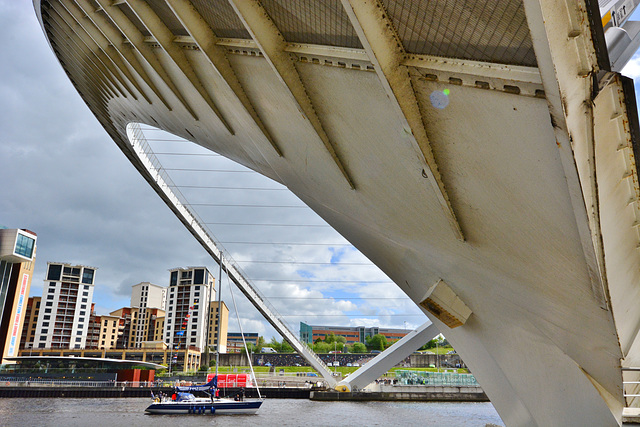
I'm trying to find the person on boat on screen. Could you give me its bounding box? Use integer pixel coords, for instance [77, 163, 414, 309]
[171, 392, 177, 401]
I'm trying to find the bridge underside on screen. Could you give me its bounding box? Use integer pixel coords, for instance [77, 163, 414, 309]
[35, 0, 640, 425]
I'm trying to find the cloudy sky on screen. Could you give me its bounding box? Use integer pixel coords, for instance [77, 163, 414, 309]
[4, 2, 640, 341]
[1, 1, 426, 340]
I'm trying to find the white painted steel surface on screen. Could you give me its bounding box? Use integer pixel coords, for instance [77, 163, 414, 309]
[335, 322, 439, 392]
[33, 1, 640, 425]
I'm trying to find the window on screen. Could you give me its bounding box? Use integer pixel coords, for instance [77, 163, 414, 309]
[46, 264, 62, 281]
[82, 269, 94, 284]
[194, 269, 204, 284]
[101, 341, 105, 345]
[41, 329, 48, 334]
[45, 302, 52, 306]
[75, 337, 82, 342]
[79, 317, 84, 322]
[112, 321, 116, 327]
[102, 334, 106, 339]
[42, 322, 49, 327]
[82, 291, 88, 296]
[80, 311, 85, 316]
[82, 298, 87, 303]
[77, 331, 82, 335]
[43, 315, 50, 319]
[44, 308, 51, 313]
[103, 328, 106, 333]
[47, 295, 54, 300]
[191, 331, 197, 336]
[14, 233, 35, 258]
[194, 292, 200, 297]
[81, 305, 86, 309]
[48, 288, 55, 293]
[38, 343, 45, 348]
[170, 271, 178, 286]
[192, 324, 197, 329]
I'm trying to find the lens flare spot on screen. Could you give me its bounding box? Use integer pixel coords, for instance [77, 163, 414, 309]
[430, 90, 450, 109]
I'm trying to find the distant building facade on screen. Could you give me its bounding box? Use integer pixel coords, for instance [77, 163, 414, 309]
[300, 322, 410, 345]
[226, 332, 258, 353]
[129, 282, 166, 348]
[0, 228, 37, 362]
[208, 301, 228, 352]
[19, 296, 41, 351]
[33, 262, 97, 349]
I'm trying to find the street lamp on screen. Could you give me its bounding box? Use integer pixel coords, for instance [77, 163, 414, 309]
[436, 338, 439, 372]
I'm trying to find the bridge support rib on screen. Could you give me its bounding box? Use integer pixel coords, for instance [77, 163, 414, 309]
[340, 0, 464, 241]
[93, 0, 203, 122]
[122, 0, 235, 135]
[336, 322, 439, 392]
[72, 0, 173, 110]
[227, 0, 356, 190]
[165, 0, 282, 157]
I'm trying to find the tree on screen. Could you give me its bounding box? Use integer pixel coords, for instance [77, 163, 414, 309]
[324, 332, 337, 344]
[351, 342, 367, 353]
[269, 336, 281, 352]
[313, 341, 331, 353]
[255, 335, 266, 352]
[279, 338, 294, 353]
[366, 334, 387, 351]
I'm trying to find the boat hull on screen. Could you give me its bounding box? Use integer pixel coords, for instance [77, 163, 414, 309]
[145, 399, 262, 415]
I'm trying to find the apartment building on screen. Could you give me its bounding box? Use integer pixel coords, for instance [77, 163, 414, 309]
[164, 267, 213, 352]
[208, 300, 228, 352]
[19, 296, 40, 350]
[129, 282, 166, 348]
[33, 262, 96, 349]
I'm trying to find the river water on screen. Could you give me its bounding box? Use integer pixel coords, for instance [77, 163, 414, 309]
[0, 398, 504, 426]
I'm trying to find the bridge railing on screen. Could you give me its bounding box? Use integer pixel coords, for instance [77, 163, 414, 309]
[127, 124, 336, 387]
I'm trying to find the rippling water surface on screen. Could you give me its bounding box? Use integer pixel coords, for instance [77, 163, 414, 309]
[0, 398, 503, 426]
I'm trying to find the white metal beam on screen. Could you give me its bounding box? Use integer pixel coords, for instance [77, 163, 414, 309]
[124, 0, 234, 135]
[340, 0, 463, 241]
[227, 0, 355, 190]
[522, 0, 623, 422]
[335, 322, 439, 392]
[44, 17, 119, 101]
[50, 2, 136, 101]
[93, 0, 201, 121]
[165, 0, 282, 157]
[60, 0, 152, 104]
[73, 0, 173, 110]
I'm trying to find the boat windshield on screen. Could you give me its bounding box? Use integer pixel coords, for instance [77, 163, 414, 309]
[177, 393, 196, 401]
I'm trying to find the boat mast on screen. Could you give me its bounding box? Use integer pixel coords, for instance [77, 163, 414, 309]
[215, 253, 222, 377]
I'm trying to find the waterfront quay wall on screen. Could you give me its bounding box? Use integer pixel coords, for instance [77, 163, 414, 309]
[311, 388, 488, 403]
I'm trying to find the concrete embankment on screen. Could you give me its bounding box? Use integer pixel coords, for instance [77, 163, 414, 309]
[311, 386, 488, 402]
